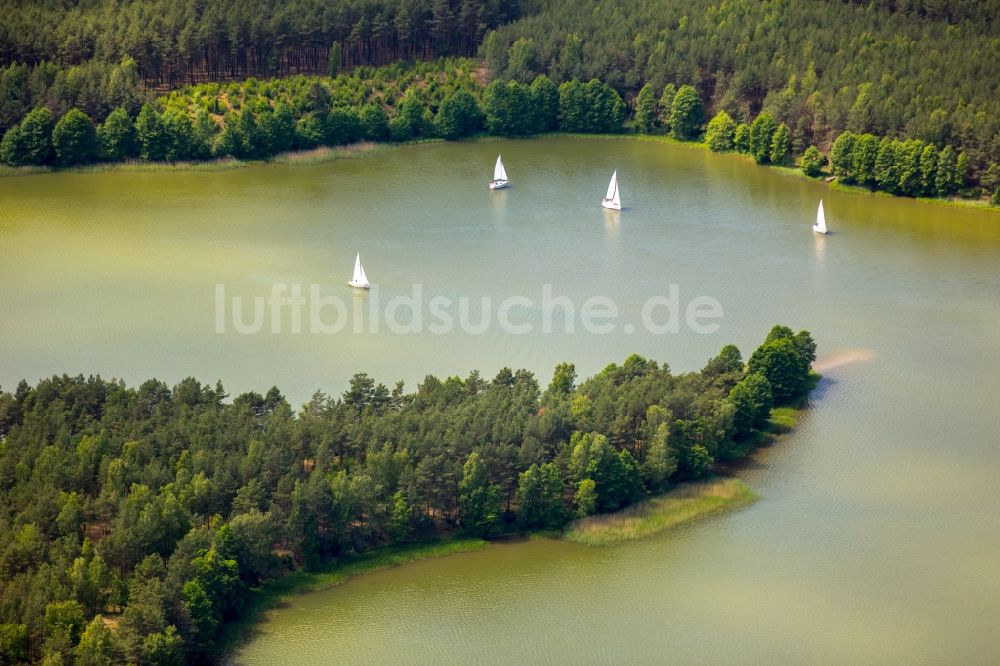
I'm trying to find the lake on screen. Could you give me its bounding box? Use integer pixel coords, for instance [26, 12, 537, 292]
[2, 137, 999, 664]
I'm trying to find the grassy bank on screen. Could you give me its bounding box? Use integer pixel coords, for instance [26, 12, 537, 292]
[0, 141, 389, 177]
[564, 477, 758, 546]
[218, 538, 487, 655]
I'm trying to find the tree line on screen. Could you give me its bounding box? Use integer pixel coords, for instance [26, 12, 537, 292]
[0, 60, 633, 167]
[0, 0, 518, 87]
[0, 325, 815, 664]
[3, 56, 994, 202]
[484, 0, 1000, 195]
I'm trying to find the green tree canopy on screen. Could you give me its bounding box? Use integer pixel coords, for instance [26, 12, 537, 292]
[705, 110, 736, 151]
[52, 108, 98, 166]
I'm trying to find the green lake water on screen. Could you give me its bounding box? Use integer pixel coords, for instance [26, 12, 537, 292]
[1, 137, 999, 664]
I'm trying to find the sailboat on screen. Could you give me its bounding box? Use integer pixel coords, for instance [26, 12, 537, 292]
[601, 170, 622, 210]
[813, 200, 828, 234]
[348, 253, 370, 289]
[489, 155, 509, 190]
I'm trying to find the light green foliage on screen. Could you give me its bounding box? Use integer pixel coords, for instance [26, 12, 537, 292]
[545, 362, 576, 400]
[557, 78, 624, 133]
[633, 83, 657, 133]
[569, 432, 642, 512]
[517, 463, 565, 529]
[325, 107, 362, 145]
[565, 479, 758, 546]
[656, 83, 676, 130]
[956, 152, 969, 191]
[669, 84, 702, 139]
[801, 145, 826, 177]
[459, 452, 503, 537]
[851, 133, 880, 187]
[359, 103, 389, 141]
[641, 423, 677, 493]
[748, 112, 777, 164]
[557, 34, 583, 81]
[896, 139, 924, 196]
[829, 131, 855, 177]
[919, 144, 939, 195]
[557, 78, 587, 132]
[484, 79, 534, 136]
[530, 75, 559, 132]
[705, 110, 736, 151]
[389, 490, 414, 543]
[728, 372, 773, 439]
[936, 145, 959, 196]
[52, 108, 98, 166]
[506, 37, 538, 83]
[162, 108, 195, 161]
[1, 107, 54, 165]
[435, 89, 483, 139]
[75, 616, 119, 666]
[683, 444, 713, 479]
[574, 478, 598, 518]
[874, 137, 899, 193]
[733, 122, 750, 153]
[396, 89, 427, 138]
[44, 600, 86, 646]
[257, 105, 295, 156]
[0, 623, 28, 663]
[135, 104, 169, 161]
[141, 626, 184, 666]
[769, 123, 790, 165]
[747, 326, 815, 404]
[483, 31, 507, 76]
[0, 330, 812, 660]
[583, 79, 625, 132]
[97, 107, 137, 161]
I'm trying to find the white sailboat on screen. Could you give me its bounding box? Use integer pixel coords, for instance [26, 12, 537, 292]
[348, 253, 370, 289]
[601, 170, 622, 210]
[489, 155, 509, 190]
[813, 200, 828, 234]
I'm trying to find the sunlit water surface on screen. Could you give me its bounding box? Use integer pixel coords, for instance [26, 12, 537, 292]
[2, 137, 999, 664]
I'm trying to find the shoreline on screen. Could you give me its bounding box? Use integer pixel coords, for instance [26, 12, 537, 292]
[218, 538, 489, 659]
[2, 132, 996, 214]
[563, 477, 759, 546]
[222, 392, 815, 657]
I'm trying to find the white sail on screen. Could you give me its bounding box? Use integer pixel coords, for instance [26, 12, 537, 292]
[350, 253, 370, 288]
[494, 155, 508, 182]
[602, 171, 621, 210]
[814, 200, 827, 234]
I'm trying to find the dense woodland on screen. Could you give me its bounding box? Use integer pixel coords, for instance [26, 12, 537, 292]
[0, 58, 989, 202]
[0, 326, 815, 664]
[2, 0, 1000, 199]
[0, 0, 517, 85]
[485, 0, 1000, 189]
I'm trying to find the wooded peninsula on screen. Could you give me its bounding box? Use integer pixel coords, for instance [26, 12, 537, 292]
[1, 0, 998, 204]
[0, 325, 816, 664]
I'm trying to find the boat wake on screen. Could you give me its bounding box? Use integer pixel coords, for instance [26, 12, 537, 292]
[812, 348, 875, 372]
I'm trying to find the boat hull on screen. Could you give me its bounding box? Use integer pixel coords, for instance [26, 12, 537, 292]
[489, 180, 510, 190]
[812, 225, 827, 234]
[348, 281, 371, 289]
[601, 199, 621, 211]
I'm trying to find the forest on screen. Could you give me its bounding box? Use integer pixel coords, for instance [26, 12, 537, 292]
[2, 0, 999, 200]
[0, 0, 518, 85]
[0, 326, 815, 664]
[485, 0, 1000, 191]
